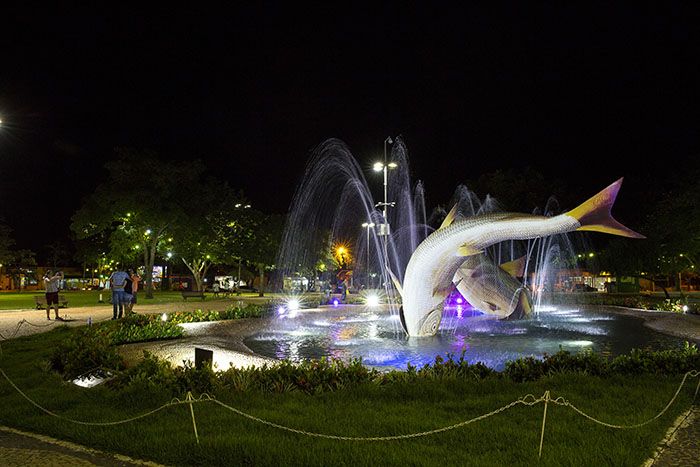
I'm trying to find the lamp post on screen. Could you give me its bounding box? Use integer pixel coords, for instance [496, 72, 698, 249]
[373, 136, 395, 287]
[362, 222, 375, 288]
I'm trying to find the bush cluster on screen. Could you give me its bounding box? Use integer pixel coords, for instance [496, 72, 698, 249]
[549, 293, 694, 313]
[50, 304, 267, 380]
[503, 342, 699, 382]
[165, 303, 265, 324]
[49, 329, 125, 380]
[105, 343, 698, 396]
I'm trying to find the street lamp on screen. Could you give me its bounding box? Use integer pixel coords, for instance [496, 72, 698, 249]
[362, 222, 375, 287]
[373, 136, 395, 287]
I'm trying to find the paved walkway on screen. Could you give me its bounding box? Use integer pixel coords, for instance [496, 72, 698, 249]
[0, 301, 698, 465]
[0, 426, 162, 466]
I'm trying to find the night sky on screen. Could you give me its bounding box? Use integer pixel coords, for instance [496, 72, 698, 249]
[1, 5, 698, 259]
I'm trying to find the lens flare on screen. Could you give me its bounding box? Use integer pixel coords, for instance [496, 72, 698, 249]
[365, 294, 380, 307]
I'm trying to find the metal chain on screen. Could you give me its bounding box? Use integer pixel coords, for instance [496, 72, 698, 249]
[1, 366, 698, 440]
[0, 368, 187, 426]
[549, 370, 700, 429]
[209, 394, 547, 441]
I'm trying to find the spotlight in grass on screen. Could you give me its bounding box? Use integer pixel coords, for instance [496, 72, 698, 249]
[682, 305, 689, 312]
[277, 306, 286, 315]
[287, 299, 300, 311]
[332, 299, 339, 307]
[161, 313, 168, 322]
[365, 294, 380, 307]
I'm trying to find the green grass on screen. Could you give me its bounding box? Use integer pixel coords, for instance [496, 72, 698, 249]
[0, 327, 697, 466]
[0, 290, 253, 310]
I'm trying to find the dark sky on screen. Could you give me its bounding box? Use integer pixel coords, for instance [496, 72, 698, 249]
[1, 5, 698, 259]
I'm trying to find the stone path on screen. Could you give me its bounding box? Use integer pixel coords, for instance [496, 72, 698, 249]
[0, 426, 162, 466]
[649, 406, 700, 466]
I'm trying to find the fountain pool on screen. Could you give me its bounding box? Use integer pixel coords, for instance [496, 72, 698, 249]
[241, 305, 685, 371]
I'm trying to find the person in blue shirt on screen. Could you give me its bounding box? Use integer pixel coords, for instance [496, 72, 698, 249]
[108, 268, 130, 319]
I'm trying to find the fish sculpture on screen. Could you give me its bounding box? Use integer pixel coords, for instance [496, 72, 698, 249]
[454, 254, 532, 320]
[394, 178, 644, 336]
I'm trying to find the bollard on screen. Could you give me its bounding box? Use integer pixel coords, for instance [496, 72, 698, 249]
[195, 348, 213, 369]
[98, 293, 103, 303]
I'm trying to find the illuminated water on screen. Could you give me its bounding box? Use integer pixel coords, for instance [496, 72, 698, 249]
[243, 305, 685, 371]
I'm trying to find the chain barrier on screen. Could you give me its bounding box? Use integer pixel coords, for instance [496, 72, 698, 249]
[547, 370, 699, 429]
[0, 367, 698, 459]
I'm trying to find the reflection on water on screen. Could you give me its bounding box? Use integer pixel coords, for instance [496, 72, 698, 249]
[242, 305, 684, 370]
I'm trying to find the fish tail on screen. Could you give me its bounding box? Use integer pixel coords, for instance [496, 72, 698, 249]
[566, 178, 645, 238]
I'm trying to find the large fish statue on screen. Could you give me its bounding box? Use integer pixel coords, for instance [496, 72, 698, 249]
[455, 254, 532, 320]
[395, 178, 644, 336]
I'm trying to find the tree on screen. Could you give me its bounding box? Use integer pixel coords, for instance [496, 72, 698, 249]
[170, 181, 250, 292]
[71, 149, 206, 298]
[6, 249, 37, 290]
[0, 222, 15, 268]
[45, 241, 71, 268]
[0, 221, 36, 290]
[243, 212, 285, 297]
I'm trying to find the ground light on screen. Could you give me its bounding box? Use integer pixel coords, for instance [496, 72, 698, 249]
[365, 294, 380, 307]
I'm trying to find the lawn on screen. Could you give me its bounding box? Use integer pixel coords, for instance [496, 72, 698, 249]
[0, 290, 246, 310]
[0, 326, 697, 466]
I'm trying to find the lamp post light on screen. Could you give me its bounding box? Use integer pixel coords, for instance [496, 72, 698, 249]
[362, 222, 375, 288]
[373, 136, 395, 287]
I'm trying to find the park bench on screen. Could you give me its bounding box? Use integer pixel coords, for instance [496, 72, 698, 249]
[34, 295, 69, 309]
[181, 290, 206, 301]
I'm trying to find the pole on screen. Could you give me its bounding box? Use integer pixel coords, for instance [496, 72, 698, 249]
[366, 226, 370, 288]
[382, 138, 390, 289]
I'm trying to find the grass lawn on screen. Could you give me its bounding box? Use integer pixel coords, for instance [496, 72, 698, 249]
[0, 326, 697, 466]
[0, 290, 266, 311]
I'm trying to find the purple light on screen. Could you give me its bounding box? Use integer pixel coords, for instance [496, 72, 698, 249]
[277, 306, 286, 315]
[333, 299, 339, 306]
[456, 297, 463, 304]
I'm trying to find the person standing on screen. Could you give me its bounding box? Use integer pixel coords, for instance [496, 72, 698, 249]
[108, 268, 130, 319]
[43, 270, 64, 320]
[213, 281, 220, 298]
[125, 268, 141, 315]
[341, 277, 348, 302]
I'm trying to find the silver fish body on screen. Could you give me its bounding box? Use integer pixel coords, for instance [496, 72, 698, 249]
[454, 254, 532, 319]
[401, 213, 578, 336]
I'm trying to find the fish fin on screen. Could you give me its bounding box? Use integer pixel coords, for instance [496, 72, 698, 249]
[566, 178, 645, 238]
[398, 306, 408, 335]
[506, 289, 532, 320]
[386, 268, 404, 299]
[457, 244, 483, 257]
[432, 277, 462, 298]
[500, 256, 527, 278]
[439, 204, 460, 229]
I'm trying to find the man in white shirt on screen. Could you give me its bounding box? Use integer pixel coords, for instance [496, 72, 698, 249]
[43, 270, 64, 320]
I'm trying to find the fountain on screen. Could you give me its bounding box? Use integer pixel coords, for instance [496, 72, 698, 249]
[241, 138, 685, 369]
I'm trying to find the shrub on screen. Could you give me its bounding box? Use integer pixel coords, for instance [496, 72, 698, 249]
[50, 329, 124, 380]
[503, 343, 698, 382]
